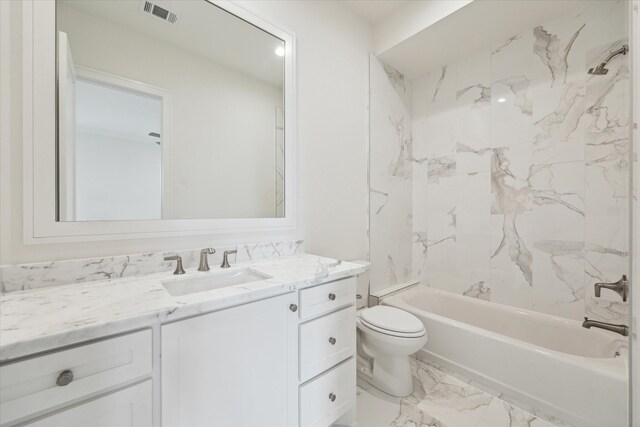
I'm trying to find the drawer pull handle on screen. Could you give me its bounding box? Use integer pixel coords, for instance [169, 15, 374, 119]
[329, 337, 337, 345]
[56, 369, 74, 387]
[329, 393, 336, 402]
[328, 293, 336, 301]
[289, 304, 298, 312]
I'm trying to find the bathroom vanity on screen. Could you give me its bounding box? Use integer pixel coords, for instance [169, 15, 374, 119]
[0, 255, 365, 427]
[0, 0, 366, 424]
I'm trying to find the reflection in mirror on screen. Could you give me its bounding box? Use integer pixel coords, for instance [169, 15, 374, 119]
[56, 0, 285, 221]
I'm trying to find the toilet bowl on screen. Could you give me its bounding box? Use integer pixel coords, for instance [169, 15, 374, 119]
[356, 305, 427, 397]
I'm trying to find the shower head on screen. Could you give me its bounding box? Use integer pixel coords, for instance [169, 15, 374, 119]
[588, 64, 609, 75]
[588, 44, 628, 75]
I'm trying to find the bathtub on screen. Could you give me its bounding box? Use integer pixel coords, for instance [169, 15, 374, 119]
[383, 285, 628, 427]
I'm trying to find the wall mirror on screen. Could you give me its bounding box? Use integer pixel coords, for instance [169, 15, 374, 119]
[24, 0, 294, 241]
[57, 0, 286, 221]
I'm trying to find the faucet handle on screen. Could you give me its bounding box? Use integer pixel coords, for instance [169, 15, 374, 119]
[594, 275, 628, 301]
[221, 250, 238, 268]
[164, 255, 186, 275]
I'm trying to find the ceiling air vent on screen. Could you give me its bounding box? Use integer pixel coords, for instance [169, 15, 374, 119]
[140, 1, 178, 24]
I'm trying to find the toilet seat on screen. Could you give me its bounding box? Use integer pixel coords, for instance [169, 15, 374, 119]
[360, 306, 426, 338]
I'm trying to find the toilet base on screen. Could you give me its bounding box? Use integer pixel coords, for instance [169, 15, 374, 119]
[371, 354, 413, 397]
[356, 353, 414, 397]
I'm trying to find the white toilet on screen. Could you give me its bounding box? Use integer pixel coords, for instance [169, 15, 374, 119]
[356, 305, 427, 397]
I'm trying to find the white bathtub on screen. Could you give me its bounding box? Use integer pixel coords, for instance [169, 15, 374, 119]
[383, 285, 628, 427]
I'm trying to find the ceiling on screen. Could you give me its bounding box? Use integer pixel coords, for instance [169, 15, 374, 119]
[59, 0, 284, 88]
[343, 0, 409, 25]
[378, 0, 595, 78]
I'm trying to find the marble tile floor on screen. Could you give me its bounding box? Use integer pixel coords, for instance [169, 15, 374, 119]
[356, 358, 558, 427]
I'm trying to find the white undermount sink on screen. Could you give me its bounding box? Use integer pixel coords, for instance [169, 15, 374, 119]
[162, 268, 272, 297]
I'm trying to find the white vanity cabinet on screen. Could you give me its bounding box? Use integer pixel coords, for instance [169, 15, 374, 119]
[161, 292, 299, 427]
[297, 277, 357, 427]
[160, 276, 358, 427]
[19, 381, 152, 427]
[0, 274, 358, 427]
[0, 330, 153, 427]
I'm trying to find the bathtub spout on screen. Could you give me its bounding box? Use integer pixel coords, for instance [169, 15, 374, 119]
[582, 317, 629, 337]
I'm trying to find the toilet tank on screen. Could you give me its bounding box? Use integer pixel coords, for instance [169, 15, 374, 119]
[349, 260, 370, 309]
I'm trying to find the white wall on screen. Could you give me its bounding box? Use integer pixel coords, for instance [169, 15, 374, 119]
[238, 1, 371, 261]
[373, 0, 471, 55]
[58, 4, 281, 219]
[0, 0, 371, 264]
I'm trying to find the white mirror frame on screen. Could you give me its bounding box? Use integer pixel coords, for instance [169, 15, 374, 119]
[23, 0, 296, 244]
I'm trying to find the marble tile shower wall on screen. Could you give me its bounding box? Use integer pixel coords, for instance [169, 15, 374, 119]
[369, 56, 414, 294]
[0, 240, 304, 292]
[369, 1, 630, 322]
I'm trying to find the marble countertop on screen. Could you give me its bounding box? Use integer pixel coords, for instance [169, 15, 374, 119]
[0, 254, 366, 362]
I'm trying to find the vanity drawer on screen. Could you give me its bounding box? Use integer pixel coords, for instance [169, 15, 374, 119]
[299, 306, 355, 382]
[299, 277, 356, 320]
[22, 380, 152, 427]
[0, 329, 152, 425]
[299, 358, 355, 427]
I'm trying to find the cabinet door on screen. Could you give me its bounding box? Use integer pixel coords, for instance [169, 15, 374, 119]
[24, 381, 151, 427]
[162, 293, 297, 427]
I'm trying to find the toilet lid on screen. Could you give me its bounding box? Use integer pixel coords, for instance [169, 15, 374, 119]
[361, 306, 425, 334]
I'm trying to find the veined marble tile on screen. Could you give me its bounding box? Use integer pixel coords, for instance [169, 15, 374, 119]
[0, 240, 306, 293]
[412, 207, 456, 284]
[489, 214, 534, 308]
[456, 84, 491, 110]
[491, 72, 534, 150]
[413, 360, 493, 427]
[370, 55, 414, 294]
[581, 0, 629, 48]
[412, 354, 575, 427]
[531, 20, 587, 88]
[531, 240, 585, 320]
[529, 162, 585, 243]
[491, 32, 540, 85]
[455, 78, 492, 154]
[491, 146, 534, 215]
[356, 384, 405, 427]
[235, 240, 304, 263]
[427, 156, 456, 184]
[455, 233, 492, 282]
[491, 94, 534, 149]
[476, 399, 554, 427]
[429, 65, 457, 105]
[584, 214, 628, 322]
[412, 112, 456, 160]
[531, 82, 587, 164]
[370, 2, 629, 322]
[584, 39, 630, 217]
[462, 281, 491, 301]
[425, 175, 461, 216]
[456, 49, 491, 94]
[419, 238, 458, 285]
[457, 172, 491, 235]
[455, 143, 491, 175]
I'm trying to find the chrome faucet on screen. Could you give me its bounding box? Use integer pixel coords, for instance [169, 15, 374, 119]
[164, 255, 185, 275]
[594, 275, 628, 302]
[198, 248, 216, 272]
[582, 317, 629, 337]
[220, 250, 237, 268]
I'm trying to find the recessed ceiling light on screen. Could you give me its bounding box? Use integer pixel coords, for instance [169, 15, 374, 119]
[497, 97, 507, 103]
[275, 46, 285, 57]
